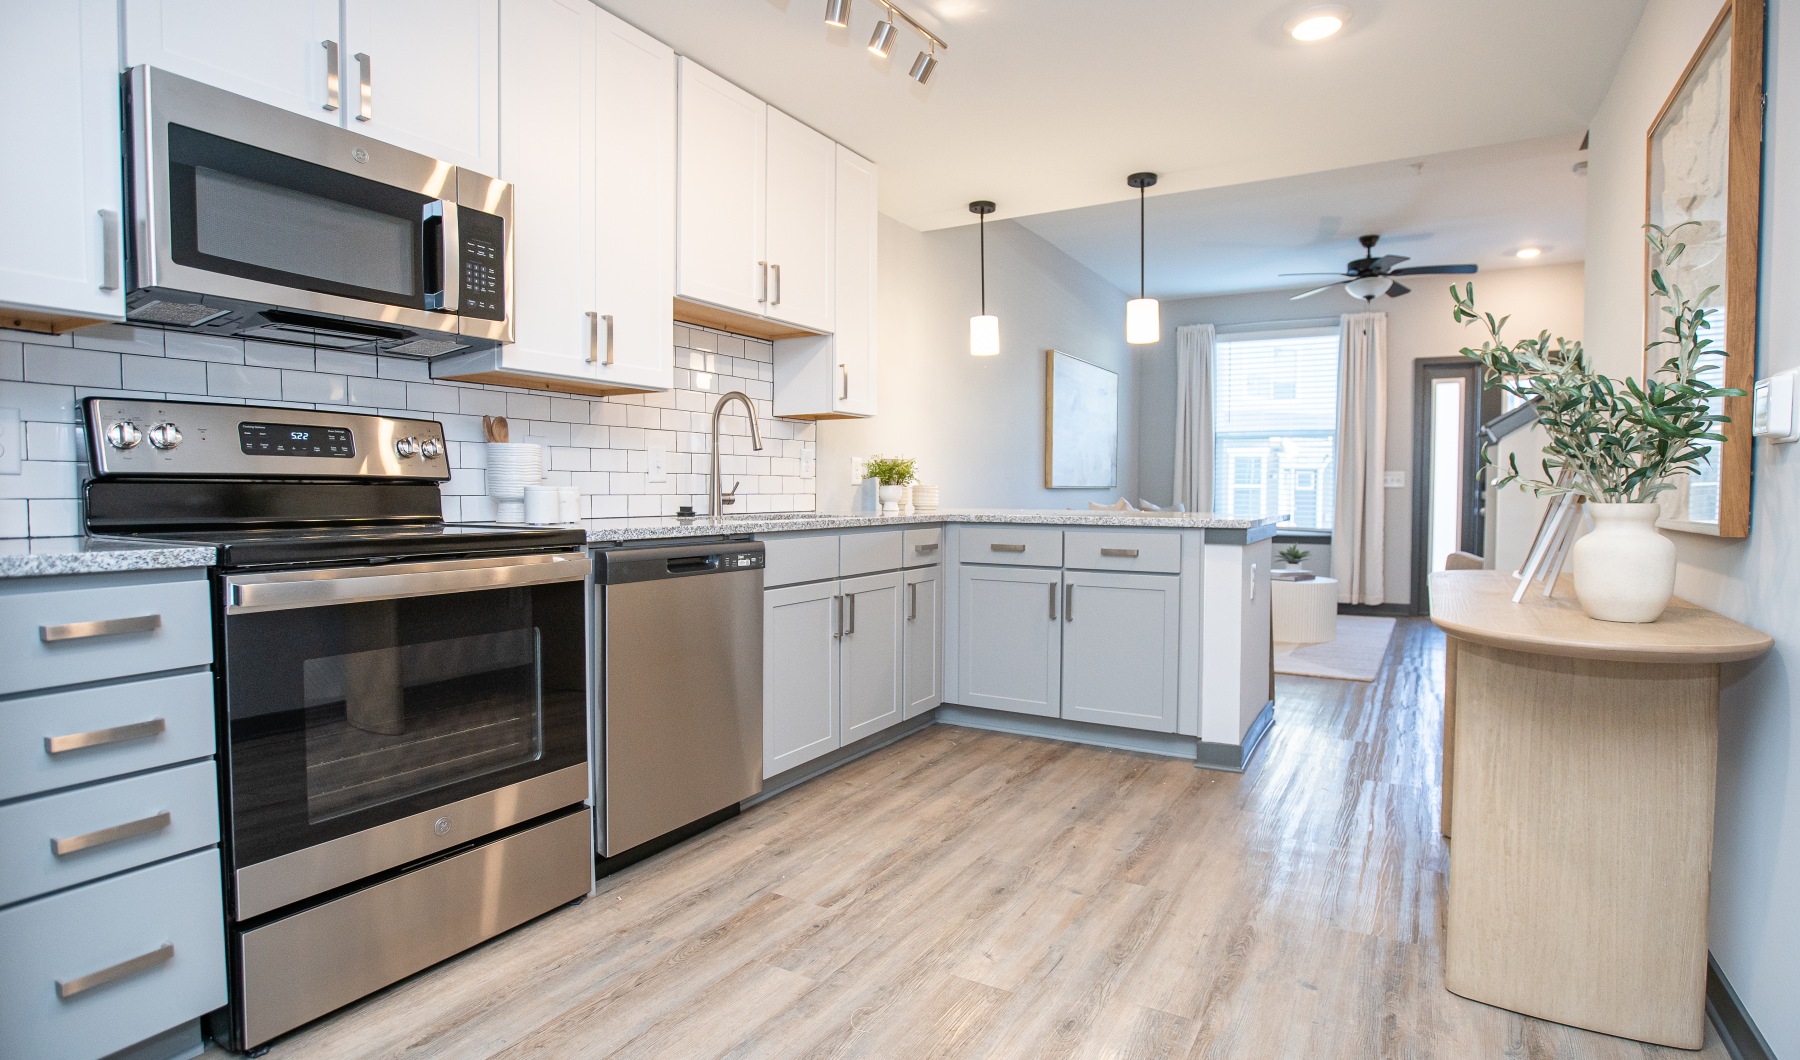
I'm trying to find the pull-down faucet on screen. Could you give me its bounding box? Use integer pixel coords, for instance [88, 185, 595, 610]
[709, 391, 764, 515]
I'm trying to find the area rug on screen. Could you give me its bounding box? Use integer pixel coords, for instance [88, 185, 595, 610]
[1273, 615, 1397, 682]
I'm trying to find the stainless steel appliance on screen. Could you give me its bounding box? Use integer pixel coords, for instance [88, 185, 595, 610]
[594, 541, 763, 866]
[122, 66, 511, 357]
[84, 398, 589, 1053]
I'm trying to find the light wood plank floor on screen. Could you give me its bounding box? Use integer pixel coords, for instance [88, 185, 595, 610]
[231, 619, 1728, 1058]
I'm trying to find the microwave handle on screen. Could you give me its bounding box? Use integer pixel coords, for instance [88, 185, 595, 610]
[425, 200, 459, 313]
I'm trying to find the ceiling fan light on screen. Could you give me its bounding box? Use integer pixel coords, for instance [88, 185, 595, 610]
[1344, 276, 1393, 301]
[868, 18, 896, 56]
[1126, 298, 1161, 345]
[1286, 4, 1352, 42]
[824, 0, 851, 28]
[908, 49, 938, 83]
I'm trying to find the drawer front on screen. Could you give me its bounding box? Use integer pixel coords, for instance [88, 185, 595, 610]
[0, 761, 220, 908]
[1063, 530, 1183, 574]
[0, 672, 216, 803]
[760, 533, 840, 588]
[960, 526, 1063, 567]
[0, 572, 212, 697]
[839, 530, 903, 577]
[902, 527, 942, 567]
[0, 849, 227, 1060]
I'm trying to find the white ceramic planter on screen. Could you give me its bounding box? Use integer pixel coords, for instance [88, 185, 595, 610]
[1570, 502, 1676, 623]
[878, 484, 903, 515]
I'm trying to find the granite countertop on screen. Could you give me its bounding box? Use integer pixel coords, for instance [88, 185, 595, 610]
[0, 536, 217, 579]
[582, 508, 1276, 544]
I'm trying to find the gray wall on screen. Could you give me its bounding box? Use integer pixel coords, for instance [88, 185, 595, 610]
[1134, 263, 1585, 607]
[1585, 1, 1800, 1053]
[816, 216, 1138, 511]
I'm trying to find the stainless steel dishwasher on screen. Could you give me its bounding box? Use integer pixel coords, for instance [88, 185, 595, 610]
[594, 540, 764, 866]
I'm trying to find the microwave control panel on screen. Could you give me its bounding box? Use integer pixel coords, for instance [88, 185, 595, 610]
[457, 206, 507, 321]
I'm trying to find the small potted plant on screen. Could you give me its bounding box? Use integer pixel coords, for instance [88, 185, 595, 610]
[862, 455, 918, 516]
[1449, 222, 1743, 623]
[1278, 544, 1311, 570]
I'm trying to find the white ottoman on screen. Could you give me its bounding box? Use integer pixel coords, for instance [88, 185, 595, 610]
[1272, 576, 1339, 644]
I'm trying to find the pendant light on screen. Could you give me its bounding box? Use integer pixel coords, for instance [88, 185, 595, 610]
[1125, 173, 1160, 345]
[969, 200, 999, 357]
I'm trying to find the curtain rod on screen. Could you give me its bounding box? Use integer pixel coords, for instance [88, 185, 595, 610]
[1213, 316, 1340, 334]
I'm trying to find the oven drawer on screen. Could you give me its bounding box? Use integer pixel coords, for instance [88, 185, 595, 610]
[902, 527, 942, 567]
[0, 672, 216, 803]
[0, 848, 227, 1060]
[0, 571, 212, 697]
[0, 761, 221, 908]
[960, 526, 1063, 567]
[1063, 530, 1182, 574]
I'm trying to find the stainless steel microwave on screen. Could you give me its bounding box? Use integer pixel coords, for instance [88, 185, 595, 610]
[124, 66, 511, 357]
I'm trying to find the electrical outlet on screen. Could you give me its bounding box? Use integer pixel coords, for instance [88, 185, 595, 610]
[0, 408, 20, 476]
[1383, 471, 1405, 489]
[646, 435, 668, 484]
[850, 455, 866, 485]
[801, 448, 815, 477]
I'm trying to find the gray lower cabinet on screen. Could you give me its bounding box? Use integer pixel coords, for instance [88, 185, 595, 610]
[762, 580, 842, 777]
[902, 565, 942, 718]
[957, 564, 1063, 718]
[1060, 571, 1180, 731]
[839, 571, 903, 744]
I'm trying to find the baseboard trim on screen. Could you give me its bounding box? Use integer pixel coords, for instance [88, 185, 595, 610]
[1708, 954, 1776, 1060]
[1195, 699, 1276, 773]
[748, 711, 940, 806]
[935, 704, 1198, 760]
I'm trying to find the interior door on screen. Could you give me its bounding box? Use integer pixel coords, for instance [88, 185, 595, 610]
[1412, 359, 1497, 607]
[676, 59, 767, 316]
[342, 0, 499, 172]
[1060, 571, 1180, 732]
[123, 0, 342, 121]
[903, 565, 942, 717]
[763, 109, 835, 332]
[831, 146, 879, 415]
[840, 571, 903, 743]
[762, 580, 840, 778]
[957, 565, 1062, 718]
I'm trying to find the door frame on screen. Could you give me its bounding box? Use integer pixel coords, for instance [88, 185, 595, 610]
[1409, 359, 1499, 613]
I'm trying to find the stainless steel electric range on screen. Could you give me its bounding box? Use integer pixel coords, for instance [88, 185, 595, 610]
[82, 397, 593, 1053]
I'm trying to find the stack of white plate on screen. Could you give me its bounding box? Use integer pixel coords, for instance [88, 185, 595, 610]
[911, 484, 939, 512]
[486, 442, 543, 523]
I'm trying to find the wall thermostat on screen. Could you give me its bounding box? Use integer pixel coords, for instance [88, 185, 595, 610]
[1753, 369, 1799, 443]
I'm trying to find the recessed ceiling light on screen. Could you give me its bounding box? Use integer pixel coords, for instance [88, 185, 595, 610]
[1516, 247, 1544, 259]
[1286, 5, 1352, 42]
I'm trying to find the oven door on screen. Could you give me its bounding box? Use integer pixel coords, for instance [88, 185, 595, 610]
[220, 552, 591, 920]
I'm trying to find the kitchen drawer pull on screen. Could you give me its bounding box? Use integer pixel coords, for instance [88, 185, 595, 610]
[1048, 581, 1058, 620]
[98, 209, 123, 292]
[40, 614, 162, 643]
[52, 811, 172, 857]
[771, 263, 782, 306]
[1100, 547, 1140, 558]
[840, 364, 850, 401]
[354, 51, 372, 121]
[603, 313, 615, 366]
[56, 943, 174, 1000]
[913, 543, 939, 554]
[908, 581, 917, 620]
[321, 40, 340, 111]
[758, 261, 769, 304]
[990, 543, 1027, 553]
[46, 718, 167, 756]
[832, 595, 843, 638]
[1065, 583, 1075, 621]
[845, 592, 856, 635]
[586, 311, 599, 363]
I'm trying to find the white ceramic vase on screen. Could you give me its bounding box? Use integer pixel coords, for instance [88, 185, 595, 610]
[878, 484, 903, 515]
[1570, 502, 1676, 623]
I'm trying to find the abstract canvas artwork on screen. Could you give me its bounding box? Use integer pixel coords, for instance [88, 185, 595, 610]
[1045, 349, 1119, 489]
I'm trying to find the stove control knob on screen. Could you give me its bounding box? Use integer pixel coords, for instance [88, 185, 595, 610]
[419, 437, 443, 460]
[105, 421, 143, 450]
[147, 422, 183, 450]
[394, 436, 420, 459]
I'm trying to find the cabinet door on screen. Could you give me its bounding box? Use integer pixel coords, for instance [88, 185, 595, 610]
[763, 581, 841, 778]
[831, 146, 879, 415]
[957, 565, 1062, 718]
[762, 109, 835, 332]
[123, 0, 341, 121]
[1061, 571, 1180, 732]
[0, 0, 125, 322]
[903, 566, 943, 718]
[494, 0, 597, 381]
[592, 9, 676, 391]
[676, 59, 767, 316]
[840, 571, 903, 744]
[343, 0, 500, 172]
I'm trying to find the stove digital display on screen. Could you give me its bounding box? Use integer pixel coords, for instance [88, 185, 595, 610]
[239, 422, 356, 458]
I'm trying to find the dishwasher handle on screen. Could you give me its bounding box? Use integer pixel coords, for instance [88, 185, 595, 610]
[596, 540, 765, 585]
[667, 555, 719, 575]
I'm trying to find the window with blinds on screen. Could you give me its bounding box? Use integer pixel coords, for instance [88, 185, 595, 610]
[1211, 328, 1340, 531]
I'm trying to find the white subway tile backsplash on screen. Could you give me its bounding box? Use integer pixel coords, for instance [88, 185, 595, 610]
[24, 421, 80, 462]
[405, 382, 460, 414]
[346, 375, 408, 409]
[506, 392, 552, 420]
[282, 371, 349, 404]
[0, 380, 78, 421]
[27, 498, 81, 537]
[0, 499, 27, 537]
[459, 388, 508, 417]
[550, 397, 589, 423]
[377, 356, 431, 382]
[163, 333, 244, 363]
[0, 341, 23, 381]
[24, 345, 121, 388]
[122, 353, 207, 394]
[314, 349, 378, 377]
[244, 341, 315, 371]
[207, 362, 283, 399]
[70, 324, 164, 357]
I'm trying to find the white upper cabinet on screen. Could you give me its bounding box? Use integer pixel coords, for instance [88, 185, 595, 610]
[0, 0, 125, 325]
[676, 59, 767, 316]
[341, 0, 500, 173]
[763, 110, 835, 333]
[123, 0, 342, 121]
[771, 146, 878, 419]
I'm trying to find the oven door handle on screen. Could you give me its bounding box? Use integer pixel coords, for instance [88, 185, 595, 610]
[225, 552, 591, 614]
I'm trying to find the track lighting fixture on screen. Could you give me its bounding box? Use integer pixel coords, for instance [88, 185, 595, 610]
[868, 17, 896, 56]
[823, 0, 947, 83]
[824, 0, 851, 29]
[1125, 173, 1161, 345]
[909, 48, 938, 83]
[969, 201, 999, 357]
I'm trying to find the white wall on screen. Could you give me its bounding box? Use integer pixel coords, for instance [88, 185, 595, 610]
[816, 217, 1138, 511]
[1135, 263, 1585, 607]
[1586, 1, 1800, 1054]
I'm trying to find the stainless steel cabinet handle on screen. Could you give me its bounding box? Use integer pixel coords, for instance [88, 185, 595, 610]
[98, 209, 122, 292]
[602, 313, 615, 366]
[1100, 547, 1140, 558]
[831, 594, 843, 638]
[40, 614, 161, 643]
[354, 51, 372, 121]
[758, 261, 769, 304]
[586, 311, 599, 363]
[908, 581, 917, 620]
[228, 553, 591, 614]
[56, 943, 174, 1000]
[771, 263, 782, 306]
[322, 40, 340, 111]
[914, 542, 939, 554]
[1065, 583, 1075, 621]
[52, 811, 172, 857]
[845, 592, 856, 635]
[990, 543, 1026, 553]
[1048, 581, 1058, 620]
[1250, 562, 1257, 602]
[840, 364, 849, 401]
[46, 718, 166, 756]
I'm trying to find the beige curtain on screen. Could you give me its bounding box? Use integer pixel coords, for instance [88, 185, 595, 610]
[1335, 312, 1387, 605]
[1172, 323, 1215, 511]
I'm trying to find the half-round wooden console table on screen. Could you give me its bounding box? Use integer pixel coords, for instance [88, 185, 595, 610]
[1429, 570, 1772, 1050]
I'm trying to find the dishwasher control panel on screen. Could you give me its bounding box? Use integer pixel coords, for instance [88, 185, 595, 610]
[719, 551, 765, 570]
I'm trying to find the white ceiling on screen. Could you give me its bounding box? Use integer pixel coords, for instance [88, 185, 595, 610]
[597, 0, 1646, 231]
[1015, 133, 1590, 300]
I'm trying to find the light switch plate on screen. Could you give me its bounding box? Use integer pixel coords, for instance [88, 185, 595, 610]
[0, 408, 20, 475]
[850, 455, 866, 485]
[1753, 369, 1799, 442]
[1383, 471, 1405, 488]
[646, 435, 668, 483]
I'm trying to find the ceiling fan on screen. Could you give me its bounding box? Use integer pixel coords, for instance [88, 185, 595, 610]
[1282, 234, 1477, 301]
